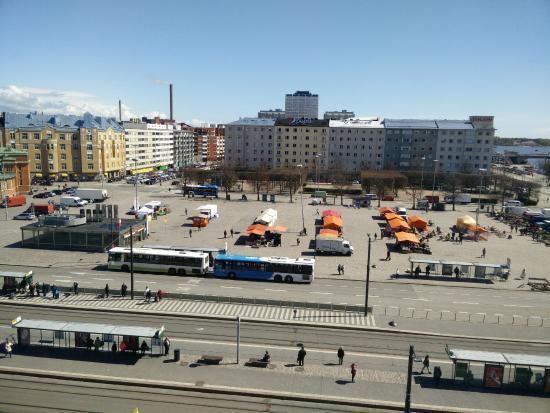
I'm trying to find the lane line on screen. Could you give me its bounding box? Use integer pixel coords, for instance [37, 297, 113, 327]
[452, 301, 479, 305]
[136, 281, 157, 284]
[70, 272, 87, 275]
[92, 278, 114, 281]
[403, 298, 431, 302]
[309, 292, 333, 295]
[264, 289, 288, 292]
[220, 286, 243, 289]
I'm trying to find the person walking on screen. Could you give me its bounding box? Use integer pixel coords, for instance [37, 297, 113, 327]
[163, 336, 171, 356]
[337, 347, 345, 365]
[337, 264, 342, 275]
[296, 237, 300, 246]
[297, 345, 306, 366]
[104, 284, 110, 298]
[5, 339, 13, 358]
[341, 265, 345, 275]
[481, 247, 486, 258]
[374, 233, 377, 241]
[224, 230, 227, 238]
[425, 265, 431, 277]
[189, 229, 192, 238]
[230, 228, 234, 238]
[185, 208, 188, 215]
[121, 283, 127, 297]
[421, 355, 431, 374]
[29, 283, 35, 297]
[386, 250, 391, 261]
[34, 282, 40, 297]
[144, 286, 151, 303]
[351, 363, 358, 382]
[73, 281, 79, 295]
[157, 289, 164, 301]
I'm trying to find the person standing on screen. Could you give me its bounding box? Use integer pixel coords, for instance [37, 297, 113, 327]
[337, 347, 345, 365]
[73, 281, 79, 295]
[121, 283, 127, 297]
[5, 339, 13, 358]
[29, 283, 35, 297]
[104, 284, 110, 298]
[425, 265, 431, 277]
[163, 336, 171, 356]
[481, 247, 486, 258]
[421, 355, 430, 374]
[351, 363, 358, 382]
[386, 250, 391, 261]
[157, 289, 164, 301]
[341, 265, 345, 275]
[111, 342, 117, 354]
[337, 264, 342, 275]
[230, 228, 234, 238]
[414, 265, 421, 277]
[185, 208, 188, 215]
[189, 229, 192, 238]
[224, 230, 227, 238]
[297, 345, 306, 366]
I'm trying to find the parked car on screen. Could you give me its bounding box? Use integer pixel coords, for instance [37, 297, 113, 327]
[33, 192, 52, 199]
[382, 195, 394, 201]
[14, 212, 36, 220]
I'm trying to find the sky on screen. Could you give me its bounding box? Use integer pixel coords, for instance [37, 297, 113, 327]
[0, 0, 549, 138]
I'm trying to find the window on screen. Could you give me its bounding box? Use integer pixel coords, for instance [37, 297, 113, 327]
[35, 163, 41, 170]
[61, 163, 67, 170]
[48, 154, 53, 161]
[48, 163, 54, 169]
[22, 133, 28, 140]
[86, 144, 93, 151]
[60, 134, 66, 140]
[35, 144, 40, 150]
[35, 153, 40, 160]
[88, 163, 94, 169]
[61, 153, 66, 160]
[34, 133, 40, 140]
[87, 154, 93, 160]
[22, 143, 28, 150]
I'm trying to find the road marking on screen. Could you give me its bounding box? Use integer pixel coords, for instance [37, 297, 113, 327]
[452, 301, 479, 305]
[220, 286, 243, 289]
[264, 288, 288, 292]
[136, 280, 157, 284]
[54, 275, 73, 279]
[70, 272, 87, 275]
[54, 279, 73, 283]
[309, 292, 333, 295]
[503, 304, 534, 308]
[493, 295, 502, 298]
[403, 298, 431, 302]
[339, 302, 348, 305]
[92, 278, 114, 281]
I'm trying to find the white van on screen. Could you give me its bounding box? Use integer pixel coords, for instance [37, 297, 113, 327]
[504, 200, 523, 207]
[60, 196, 88, 207]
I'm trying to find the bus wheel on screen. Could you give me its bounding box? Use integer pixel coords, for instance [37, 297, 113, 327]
[168, 268, 176, 275]
[274, 274, 283, 282]
[178, 269, 186, 276]
[121, 265, 129, 272]
[228, 272, 236, 280]
[284, 276, 293, 283]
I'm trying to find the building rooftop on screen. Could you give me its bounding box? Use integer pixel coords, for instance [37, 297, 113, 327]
[286, 91, 318, 97]
[3, 112, 123, 132]
[436, 120, 474, 130]
[275, 118, 329, 127]
[385, 119, 439, 129]
[329, 117, 384, 128]
[226, 118, 276, 126]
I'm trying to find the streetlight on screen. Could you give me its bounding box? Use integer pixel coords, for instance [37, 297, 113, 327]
[131, 158, 139, 211]
[315, 153, 322, 193]
[431, 159, 439, 209]
[476, 168, 487, 241]
[0, 159, 8, 221]
[419, 156, 426, 201]
[364, 234, 372, 317]
[129, 224, 135, 300]
[297, 164, 305, 234]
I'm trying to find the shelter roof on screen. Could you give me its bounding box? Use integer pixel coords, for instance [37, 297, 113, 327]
[323, 215, 343, 229]
[378, 207, 395, 214]
[503, 353, 550, 368]
[388, 219, 411, 230]
[322, 209, 341, 218]
[395, 232, 420, 244]
[448, 349, 507, 364]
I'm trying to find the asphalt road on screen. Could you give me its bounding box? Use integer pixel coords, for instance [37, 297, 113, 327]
[1, 303, 548, 359]
[2, 263, 548, 319]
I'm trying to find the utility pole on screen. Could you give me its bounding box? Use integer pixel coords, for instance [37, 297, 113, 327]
[364, 234, 372, 316]
[236, 316, 241, 364]
[130, 225, 134, 300]
[405, 345, 414, 413]
[0, 160, 8, 221]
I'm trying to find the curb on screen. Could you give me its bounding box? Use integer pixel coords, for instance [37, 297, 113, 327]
[2, 298, 549, 345]
[0, 366, 513, 413]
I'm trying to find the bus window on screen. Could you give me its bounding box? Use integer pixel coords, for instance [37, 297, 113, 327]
[109, 253, 122, 262]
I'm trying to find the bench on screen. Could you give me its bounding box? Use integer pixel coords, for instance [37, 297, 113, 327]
[199, 355, 223, 365]
[246, 358, 269, 368]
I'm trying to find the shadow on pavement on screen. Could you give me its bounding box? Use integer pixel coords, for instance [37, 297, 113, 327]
[16, 345, 140, 365]
[335, 379, 352, 385]
[392, 274, 494, 284]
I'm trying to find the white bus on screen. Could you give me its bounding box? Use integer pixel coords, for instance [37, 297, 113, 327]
[107, 247, 209, 276]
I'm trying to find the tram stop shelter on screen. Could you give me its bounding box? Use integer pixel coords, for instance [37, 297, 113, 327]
[408, 258, 509, 280]
[12, 317, 164, 356]
[446, 346, 550, 392]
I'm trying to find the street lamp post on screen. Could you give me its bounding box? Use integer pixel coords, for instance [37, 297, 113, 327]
[315, 153, 321, 193]
[419, 156, 426, 201]
[0, 160, 8, 221]
[431, 159, 439, 209]
[476, 168, 487, 241]
[364, 234, 372, 316]
[297, 164, 305, 234]
[131, 158, 139, 211]
[129, 224, 135, 300]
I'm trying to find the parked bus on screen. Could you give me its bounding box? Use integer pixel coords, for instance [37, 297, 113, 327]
[107, 247, 209, 276]
[182, 184, 219, 198]
[213, 254, 315, 283]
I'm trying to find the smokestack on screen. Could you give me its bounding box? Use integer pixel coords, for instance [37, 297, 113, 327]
[169, 83, 174, 121]
[118, 100, 122, 122]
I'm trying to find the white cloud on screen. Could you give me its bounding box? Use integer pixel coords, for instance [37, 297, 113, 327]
[185, 118, 209, 127]
[144, 111, 168, 119]
[0, 84, 137, 120]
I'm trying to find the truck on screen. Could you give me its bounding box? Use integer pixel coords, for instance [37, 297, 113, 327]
[74, 188, 109, 202]
[60, 196, 88, 207]
[444, 194, 472, 204]
[316, 237, 354, 256]
[29, 204, 54, 216]
[0, 195, 27, 207]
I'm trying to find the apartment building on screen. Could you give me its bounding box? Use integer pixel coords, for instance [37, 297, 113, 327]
[258, 109, 286, 119]
[285, 91, 319, 119]
[193, 125, 225, 164]
[123, 119, 174, 174]
[324, 110, 355, 120]
[329, 117, 385, 172]
[0, 111, 125, 180]
[274, 118, 329, 170]
[173, 123, 195, 169]
[224, 118, 275, 168]
[0, 147, 30, 195]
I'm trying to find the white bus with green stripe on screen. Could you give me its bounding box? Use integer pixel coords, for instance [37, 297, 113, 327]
[108, 247, 209, 276]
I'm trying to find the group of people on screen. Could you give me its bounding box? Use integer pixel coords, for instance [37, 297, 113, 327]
[337, 264, 345, 275]
[27, 282, 61, 299]
[223, 229, 234, 238]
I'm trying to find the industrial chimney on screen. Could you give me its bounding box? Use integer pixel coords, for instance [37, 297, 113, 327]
[118, 100, 122, 122]
[169, 83, 174, 121]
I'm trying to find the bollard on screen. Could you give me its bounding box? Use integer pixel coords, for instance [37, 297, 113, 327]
[174, 348, 181, 362]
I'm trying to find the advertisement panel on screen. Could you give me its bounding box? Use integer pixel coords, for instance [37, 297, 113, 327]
[483, 364, 504, 388]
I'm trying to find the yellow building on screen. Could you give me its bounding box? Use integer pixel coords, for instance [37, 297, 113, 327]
[1, 112, 125, 181]
[274, 119, 329, 170]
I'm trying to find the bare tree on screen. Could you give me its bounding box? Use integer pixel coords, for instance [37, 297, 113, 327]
[332, 169, 350, 206]
[220, 167, 238, 197]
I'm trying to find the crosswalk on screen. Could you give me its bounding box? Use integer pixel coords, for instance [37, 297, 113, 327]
[3, 294, 376, 327]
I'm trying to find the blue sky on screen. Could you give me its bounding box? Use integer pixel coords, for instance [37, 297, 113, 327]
[0, 0, 549, 138]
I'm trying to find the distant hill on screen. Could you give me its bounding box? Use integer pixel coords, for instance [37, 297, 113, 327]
[495, 137, 550, 146]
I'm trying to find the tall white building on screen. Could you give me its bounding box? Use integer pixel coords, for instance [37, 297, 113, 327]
[173, 124, 195, 169]
[285, 91, 319, 119]
[224, 118, 275, 168]
[329, 117, 385, 172]
[324, 110, 355, 120]
[123, 119, 174, 173]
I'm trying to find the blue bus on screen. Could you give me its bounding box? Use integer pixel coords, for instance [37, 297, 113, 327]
[213, 254, 315, 283]
[182, 185, 219, 198]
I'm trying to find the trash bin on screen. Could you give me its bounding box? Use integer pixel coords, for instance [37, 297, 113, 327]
[433, 366, 442, 385]
[262, 194, 268, 202]
[270, 194, 276, 203]
[226, 194, 231, 201]
[174, 348, 181, 362]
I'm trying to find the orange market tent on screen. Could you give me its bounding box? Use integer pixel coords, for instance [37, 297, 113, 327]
[322, 209, 341, 218]
[245, 223, 268, 235]
[319, 228, 339, 238]
[323, 215, 343, 231]
[247, 228, 267, 236]
[395, 232, 420, 244]
[192, 216, 209, 228]
[384, 212, 401, 221]
[266, 225, 288, 233]
[379, 207, 395, 215]
[409, 215, 428, 230]
[456, 215, 476, 229]
[388, 219, 411, 231]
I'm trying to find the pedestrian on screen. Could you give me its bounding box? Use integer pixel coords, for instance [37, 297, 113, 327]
[386, 250, 391, 261]
[168, 187, 171, 193]
[104, 283, 110, 298]
[29, 283, 35, 297]
[189, 229, 192, 238]
[185, 208, 188, 215]
[34, 282, 40, 297]
[224, 230, 227, 238]
[121, 283, 127, 297]
[297, 345, 306, 366]
[454, 266, 460, 278]
[315, 209, 319, 215]
[230, 228, 234, 238]
[374, 233, 377, 241]
[337, 347, 345, 365]
[140, 340, 149, 355]
[163, 336, 171, 356]
[520, 268, 526, 279]
[51, 284, 57, 299]
[157, 289, 164, 301]
[341, 265, 345, 275]
[4, 339, 13, 358]
[73, 281, 79, 295]
[351, 363, 357, 382]
[459, 233, 463, 244]
[293, 309, 297, 318]
[425, 265, 431, 277]
[337, 264, 342, 275]
[421, 355, 430, 374]
[146, 289, 152, 303]
[111, 342, 117, 354]
[94, 337, 102, 351]
[481, 247, 486, 258]
[414, 265, 421, 278]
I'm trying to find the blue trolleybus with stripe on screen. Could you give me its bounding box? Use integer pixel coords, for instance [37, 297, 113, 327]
[213, 254, 315, 283]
